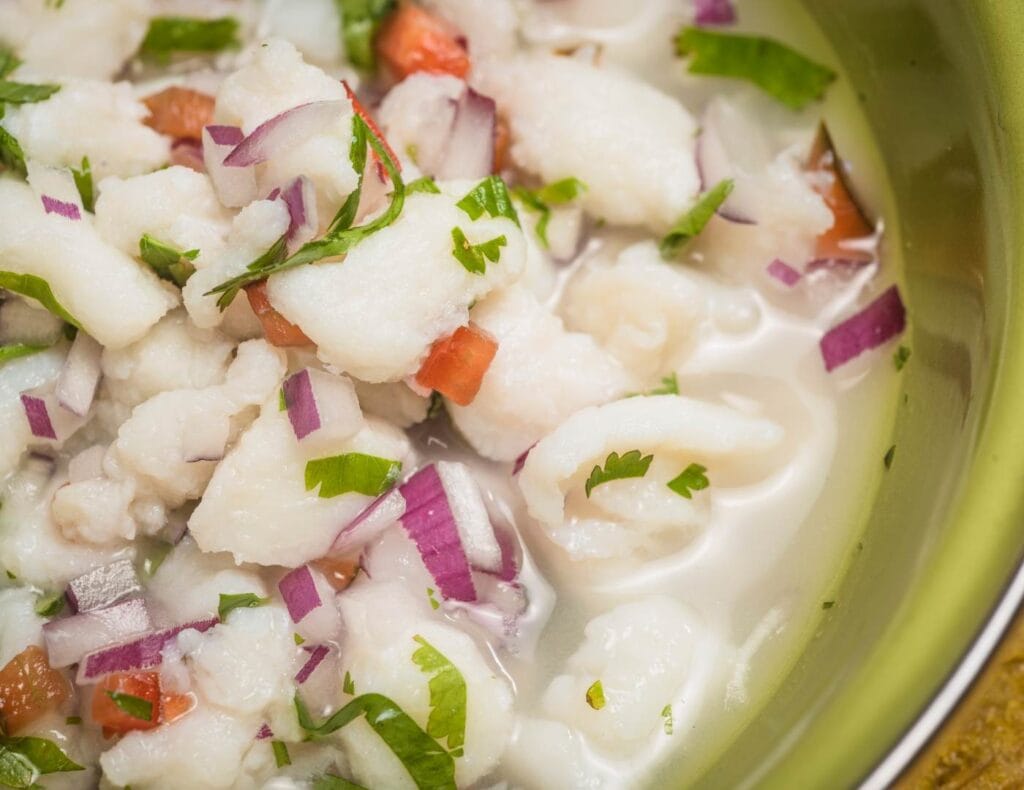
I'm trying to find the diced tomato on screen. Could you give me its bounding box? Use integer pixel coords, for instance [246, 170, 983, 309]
[143, 86, 216, 141]
[342, 80, 400, 182]
[415, 325, 497, 407]
[0, 646, 70, 734]
[807, 123, 874, 261]
[92, 672, 161, 735]
[376, 4, 470, 81]
[311, 555, 360, 592]
[493, 116, 511, 173]
[245, 281, 312, 347]
[160, 691, 196, 725]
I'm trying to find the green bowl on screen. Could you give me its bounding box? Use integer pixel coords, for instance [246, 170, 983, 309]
[674, 1, 1024, 786]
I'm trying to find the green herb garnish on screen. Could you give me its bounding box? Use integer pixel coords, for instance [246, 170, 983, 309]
[585, 450, 653, 497]
[411, 636, 467, 751]
[822, 600, 836, 610]
[105, 691, 153, 722]
[451, 227, 507, 275]
[294, 632, 305, 646]
[218, 592, 270, 620]
[343, 670, 356, 695]
[426, 588, 440, 611]
[675, 27, 836, 110]
[0, 81, 60, 105]
[70, 156, 94, 213]
[139, 17, 241, 63]
[0, 107, 27, 177]
[513, 177, 587, 247]
[660, 179, 734, 259]
[0, 47, 21, 79]
[34, 591, 64, 618]
[661, 704, 673, 734]
[0, 272, 80, 328]
[295, 693, 456, 790]
[667, 463, 709, 500]
[305, 453, 402, 498]
[407, 176, 441, 195]
[628, 373, 680, 398]
[334, 0, 397, 71]
[893, 345, 911, 371]
[313, 774, 368, 790]
[0, 736, 83, 788]
[139, 234, 199, 287]
[585, 680, 605, 710]
[0, 344, 48, 366]
[456, 175, 520, 226]
[271, 740, 291, 768]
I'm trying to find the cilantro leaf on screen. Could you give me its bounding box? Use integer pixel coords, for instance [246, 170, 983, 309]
[335, 0, 397, 71]
[294, 632, 306, 645]
[295, 692, 456, 790]
[139, 234, 198, 287]
[305, 453, 402, 498]
[456, 176, 520, 226]
[585, 680, 605, 710]
[661, 704, 674, 735]
[628, 373, 680, 398]
[105, 691, 153, 722]
[513, 177, 587, 247]
[2, 737, 83, 777]
[451, 227, 507, 275]
[0, 272, 80, 328]
[34, 591, 64, 618]
[660, 179, 734, 259]
[426, 587, 440, 611]
[893, 345, 911, 371]
[407, 176, 441, 195]
[675, 27, 836, 111]
[139, 17, 241, 63]
[666, 463, 709, 499]
[411, 635, 467, 751]
[0, 47, 21, 80]
[0, 746, 35, 789]
[343, 671, 356, 695]
[0, 81, 60, 104]
[0, 344, 48, 366]
[0, 108, 26, 177]
[218, 592, 270, 621]
[314, 774, 368, 790]
[271, 740, 291, 768]
[584, 450, 653, 497]
[70, 157, 94, 213]
[206, 114, 406, 309]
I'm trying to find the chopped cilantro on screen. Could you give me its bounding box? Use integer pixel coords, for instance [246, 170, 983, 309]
[451, 227, 507, 275]
[105, 691, 153, 722]
[0, 109, 27, 177]
[0, 344, 48, 366]
[456, 175, 520, 227]
[139, 17, 241, 63]
[0, 81, 59, 105]
[0, 272, 80, 328]
[426, 587, 440, 611]
[585, 680, 605, 710]
[305, 453, 402, 498]
[139, 234, 198, 287]
[64, 716, 81, 726]
[628, 373, 680, 398]
[0, 47, 21, 79]
[218, 592, 270, 621]
[411, 635, 467, 751]
[667, 463, 710, 500]
[313, 774, 368, 790]
[661, 704, 674, 735]
[335, 0, 397, 70]
[206, 114, 405, 309]
[4, 570, 14, 580]
[513, 177, 587, 247]
[295, 692, 456, 789]
[407, 175, 441, 195]
[0, 735, 83, 788]
[584, 450, 654, 497]
[343, 670, 356, 695]
[34, 591, 64, 618]
[675, 27, 836, 110]
[271, 740, 291, 768]
[294, 632, 305, 646]
[893, 345, 911, 371]
[660, 179, 734, 259]
[883, 445, 896, 469]
[70, 157, 94, 213]
[278, 388, 287, 412]
[426, 392, 445, 420]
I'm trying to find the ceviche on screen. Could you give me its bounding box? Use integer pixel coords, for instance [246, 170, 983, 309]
[0, 0, 906, 788]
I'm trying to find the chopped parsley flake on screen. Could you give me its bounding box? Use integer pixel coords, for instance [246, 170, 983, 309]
[675, 27, 836, 110]
[139, 234, 198, 288]
[294, 632, 306, 646]
[513, 177, 587, 247]
[456, 175, 520, 227]
[271, 740, 291, 768]
[628, 373, 680, 398]
[0, 106, 27, 177]
[667, 463, 710, 500]
[295, 692, 456, 790]
[407, 175, 441, 195]
[426, 587, 440, 611]
[660, 179, 734, 259]
[0, 272, 80, 328]
[34, 591, 64, 618]
[139, 17, 241, 63]
[0, 344, 48, 366]
[343, 670, 356, 695]
[218, 592, 270, 621]
[313, 773, 368, 790]
[451, 227, 507, 275]
[0, 81, 59, 105]
[585, 680, 605, 710]
[105, 691, 153, 722]
[411, 635, 468, 752]
[585, 450, 654, 498]
[70, 157, 94, 213]
[0, 735, 84, 787]
[0, 47, 21, 79]
[883, 445, 896, 469]
[305, 453, 402, 498]
[661, 704, 674, 734]
[893, 345, 911, 371]
[278, 388, 287, 412]
[335, 0, 397, 70]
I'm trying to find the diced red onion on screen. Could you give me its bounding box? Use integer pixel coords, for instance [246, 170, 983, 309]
[20, 389, 84, 444]
[695, 0, 737, 25]
[294, 644, 330, 684]
[399, 465, 478, 602]
[76, 618, 218, 684]
[282, 369, 319, 440]
[512, 445, 533, 476]
[436, 88, 496, 181]
[766, 259, 802, 287]
[256, 723, 274, 740]
[278, 176, 318, 252]
[203, 125, 257, 208]
[435, 461, 501, 573]
[820, 285, 906, 372]
[55, 332, 102, 417]
[43, 598, 152, 669]
[278, 566, 322, 624]
[491, 527, 520, 583]
[170, 139, 206, 173]
[41, 195, 81, 221]
[224, 101, 346, 168]
[282, 368, 362, 450]
[331, 488, 406, 556]
[21, 393, 56, 440]
[182, 410, 230, 463]
[65, 559, 142, 615]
